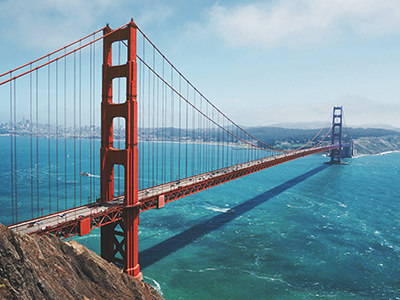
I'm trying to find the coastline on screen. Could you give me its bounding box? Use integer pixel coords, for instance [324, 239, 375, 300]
[353, 150, 400, 158]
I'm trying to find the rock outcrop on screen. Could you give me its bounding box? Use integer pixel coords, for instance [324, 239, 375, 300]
[0, 224, 164, 300]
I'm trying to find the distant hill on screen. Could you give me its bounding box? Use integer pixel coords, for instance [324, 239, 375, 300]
[269, 122, 400, 132]
[352, 135, 400, 155]
[246, 126, 399, 143]
[245, 126, 400, 154]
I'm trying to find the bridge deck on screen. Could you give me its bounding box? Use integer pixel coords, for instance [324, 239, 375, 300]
[8, 145, 338, 238]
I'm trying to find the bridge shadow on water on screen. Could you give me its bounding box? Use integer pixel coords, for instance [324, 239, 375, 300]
[140, 164, 329, 269]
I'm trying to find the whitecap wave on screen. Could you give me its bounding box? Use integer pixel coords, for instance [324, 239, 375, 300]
[144, 276, 163, 295]
[287, 203, 313, 209]
[243, 270, 292, 286]
[186, 267, 216, 273]
[204, 205, 230, 213]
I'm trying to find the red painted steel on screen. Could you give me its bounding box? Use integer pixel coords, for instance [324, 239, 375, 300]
[125, 19, 140, 279]
[31, 145, 338, 240]
[79, 218, 91, 236]
[157, 195, 165, 209]
[34, 205, 124, 239]
[100, 20, 141, 279]
[100, 23, 115, 267]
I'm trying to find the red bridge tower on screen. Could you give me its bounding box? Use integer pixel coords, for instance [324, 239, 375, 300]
[100, 20, 141, 279]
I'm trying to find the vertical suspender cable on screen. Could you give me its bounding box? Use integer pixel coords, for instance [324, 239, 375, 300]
[156, 68, 159, 186]
[240, 127, 242, 164]
[226, 118, 229, 167]
[217, 111, 219, 169]
[211, 106, 214, 171]
[48, 58, 51, 213]
[36, 70, 39, 216]
[14, 79, 18, 222]
[192, 90, 195, 175]
[30, 66, 33, 218]
[56, 60, 59, 212]
[9, 75, 14, 224]
[178, 76, 181, 180]
[141, 38, 146, 189]
[79, 43, 82, 205]
[138, 44, 142, 189]
[221, 113, 223, 168]
[203, 99, 206, 172]
[164, 61, 167, 183]
[185, 81, 188, 178]
[93, 37, 96, 200]
[137, 47, 140, 189]
[152, 47, 155, 187]
[205, 101, 207, 172]
[147, 48, 151, 188]
[198, 95, 201, 173]
[209, 106, 211, 170]
[117, 41, 121, 194]
[224, 118, 230, 166]
[148, 45, 154, 188]
[73, 52, 76, 208]
[223, 117, 226, 168]
[204, 102, 206, 172]
[161, 59, 165, 185]
[64, 51, 67, 209]
[199, 93, 202, 173]
[206, 100, 209, 171]
[89, 43, 93, 202]
[170, 67, 173, 181]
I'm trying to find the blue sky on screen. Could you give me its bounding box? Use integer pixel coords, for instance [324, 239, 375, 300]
[1, 0, 400, 128]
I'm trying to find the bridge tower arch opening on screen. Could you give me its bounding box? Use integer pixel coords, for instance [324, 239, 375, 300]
[100, 20, 141, 279]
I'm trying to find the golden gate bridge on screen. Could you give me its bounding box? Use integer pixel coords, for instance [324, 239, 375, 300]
[0, 20, 350, 279]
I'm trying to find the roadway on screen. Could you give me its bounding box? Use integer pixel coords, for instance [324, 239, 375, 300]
[9, 145, 338, 237]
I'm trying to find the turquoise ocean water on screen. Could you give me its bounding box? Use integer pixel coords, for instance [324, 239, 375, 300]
[1, 136, 399, 299]
[79, 151, 400, 299]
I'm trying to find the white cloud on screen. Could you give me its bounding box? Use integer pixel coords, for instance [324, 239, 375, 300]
[0, 0, 174, 50]
[0, 0, 115, 49]
[205, 0, 400, 48]
[136, 4, 175, 26]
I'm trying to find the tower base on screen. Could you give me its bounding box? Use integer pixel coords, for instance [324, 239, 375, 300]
[324, 161, 348, 165]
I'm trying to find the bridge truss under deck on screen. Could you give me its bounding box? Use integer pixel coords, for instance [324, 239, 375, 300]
[9, 144, 338, 239]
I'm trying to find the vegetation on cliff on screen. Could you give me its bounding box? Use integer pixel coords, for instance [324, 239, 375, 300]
[352, 135, 400, 155]
[0, 224, 163, 300]
[245, 126, 400, 155]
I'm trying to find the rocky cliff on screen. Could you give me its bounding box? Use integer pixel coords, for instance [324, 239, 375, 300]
[0, 224, 164, 300]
